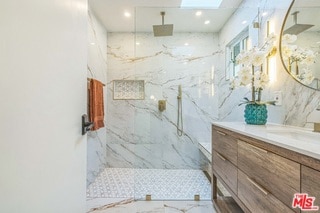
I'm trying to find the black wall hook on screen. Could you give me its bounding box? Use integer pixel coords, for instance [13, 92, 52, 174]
[82, 114, 94, 135]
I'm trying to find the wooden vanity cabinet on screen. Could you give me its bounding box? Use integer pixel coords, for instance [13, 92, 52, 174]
[212, 127, 238, 194]
[238, 140, 300, 211]
[238, 169, 294, 213]
[212, 124, 320, 213]
[212, 126, 245, 212]
[301, 166, 320, 213]
[212, 127, 237, 165]
[212, 150, 238, 194]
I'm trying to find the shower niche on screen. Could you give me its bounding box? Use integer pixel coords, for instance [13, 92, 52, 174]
[113, 80, 145, 100]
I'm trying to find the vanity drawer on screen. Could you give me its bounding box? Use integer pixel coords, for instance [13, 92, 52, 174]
[301, 166, 320, 212]
[212, 127, 237, 165]
[213, 150, 237, 194]
[238, 140, 300, 212]
[238, 170, 294, 213]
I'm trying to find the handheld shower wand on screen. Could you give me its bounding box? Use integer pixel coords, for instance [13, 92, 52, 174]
[178, 85, 182, 99]
[177, 85, 183, 136]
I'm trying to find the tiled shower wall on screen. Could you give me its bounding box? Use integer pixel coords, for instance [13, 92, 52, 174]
[87, 8, 107, 185]
[217, 0, 320, 127]
[88, 0, 320, 182]
[106, 33, 219, 169]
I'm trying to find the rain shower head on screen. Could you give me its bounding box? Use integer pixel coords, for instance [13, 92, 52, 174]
[284, 11, 314, 35]
[153, 12, 173, 37]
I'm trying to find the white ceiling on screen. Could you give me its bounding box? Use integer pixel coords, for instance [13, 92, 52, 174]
[89, 0, 243, 33]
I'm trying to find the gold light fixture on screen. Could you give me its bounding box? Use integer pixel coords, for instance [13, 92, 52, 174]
[253, 22, 260, 28]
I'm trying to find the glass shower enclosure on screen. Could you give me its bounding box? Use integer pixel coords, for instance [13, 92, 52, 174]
[130, 7, 221, 200]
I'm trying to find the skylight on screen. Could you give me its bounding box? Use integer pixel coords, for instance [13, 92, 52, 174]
[180, 0, 223, 8]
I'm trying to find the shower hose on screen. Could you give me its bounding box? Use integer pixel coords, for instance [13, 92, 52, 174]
[177, 89, 183, 137]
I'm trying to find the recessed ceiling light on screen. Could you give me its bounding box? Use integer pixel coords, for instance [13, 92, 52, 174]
[181, 0, 223, 8]
[124, 12, 131, 17]
[184, 43, 189, 46]
[262, 12, 268, 16]
[204, 20, 210, 25]
[242, 20, 247, 24]
[196, 11, 202, 16]
[90, 42, 95, 45]
[136, 42, 140, 45]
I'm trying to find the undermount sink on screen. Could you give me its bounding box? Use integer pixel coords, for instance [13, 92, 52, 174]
[267, 129, 319, 143]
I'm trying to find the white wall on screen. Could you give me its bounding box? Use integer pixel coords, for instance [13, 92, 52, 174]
[0, 1, 88, 213]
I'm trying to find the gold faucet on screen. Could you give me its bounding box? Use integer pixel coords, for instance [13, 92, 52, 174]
[314, 123, 320, 132]
[314, 105, 320, 132]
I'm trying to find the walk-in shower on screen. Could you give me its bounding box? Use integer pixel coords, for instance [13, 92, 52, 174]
[87, 5, 226, 206]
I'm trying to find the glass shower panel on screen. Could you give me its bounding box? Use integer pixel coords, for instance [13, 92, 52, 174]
[133, 7, 220, 201]
[133, 18, 167, 200]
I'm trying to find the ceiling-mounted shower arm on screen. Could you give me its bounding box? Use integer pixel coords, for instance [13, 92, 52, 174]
[292, 11, 299, 24]
[161, 11, 165, 25]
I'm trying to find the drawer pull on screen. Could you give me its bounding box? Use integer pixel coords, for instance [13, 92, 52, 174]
[239, 140, 268, 154]
[247, 177, 269, 196]
[216, 131, 226, 136]
[217, 153, 226, 161]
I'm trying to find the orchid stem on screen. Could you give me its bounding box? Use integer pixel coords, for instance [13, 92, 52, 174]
[252, 65, 255, 103]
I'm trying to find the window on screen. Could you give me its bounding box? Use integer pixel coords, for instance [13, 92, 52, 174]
[225, 28, 249, 80]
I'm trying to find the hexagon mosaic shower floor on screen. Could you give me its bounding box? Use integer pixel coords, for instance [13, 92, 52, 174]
[87, 168, 211, 200]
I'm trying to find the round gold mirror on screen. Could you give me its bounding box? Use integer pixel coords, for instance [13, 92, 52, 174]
[280, 0, 320, 90]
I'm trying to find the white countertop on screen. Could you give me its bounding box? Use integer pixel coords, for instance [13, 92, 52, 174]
[212, 122, 320, 160]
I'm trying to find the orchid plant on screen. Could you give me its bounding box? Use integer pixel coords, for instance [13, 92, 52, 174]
[230, 33, 277, 106]
[281, 34, 316, 85]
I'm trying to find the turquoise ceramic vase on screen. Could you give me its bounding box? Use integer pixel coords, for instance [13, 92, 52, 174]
[244, 103, 268, 125]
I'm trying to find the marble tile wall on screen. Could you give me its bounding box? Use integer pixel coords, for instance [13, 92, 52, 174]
[106, 32, 219, 169]
[217, 0, 320, 127]
[89, 0, 320, 182]
[87, 8, 108, 185]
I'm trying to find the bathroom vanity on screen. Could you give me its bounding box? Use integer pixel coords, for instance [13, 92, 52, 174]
[212, 122, 320, 213]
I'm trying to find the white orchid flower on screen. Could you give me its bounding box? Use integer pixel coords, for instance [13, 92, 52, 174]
[251, 51, 266, 66]
[282, 34, 297, 44]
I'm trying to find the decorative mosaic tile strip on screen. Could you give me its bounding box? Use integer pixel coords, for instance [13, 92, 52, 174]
[113, 80, 145, 100]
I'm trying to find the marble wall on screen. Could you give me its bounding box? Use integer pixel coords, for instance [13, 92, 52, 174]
[87, 8, 108, 185]
[89, 0, 320, 179]
[106, 32, 220, 169]
[217, 0, 320, 127]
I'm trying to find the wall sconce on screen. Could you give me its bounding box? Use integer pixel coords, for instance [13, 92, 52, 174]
[268, 46, 277, 57]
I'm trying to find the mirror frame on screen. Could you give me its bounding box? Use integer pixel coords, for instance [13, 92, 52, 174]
[279, 0, 320, 91]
